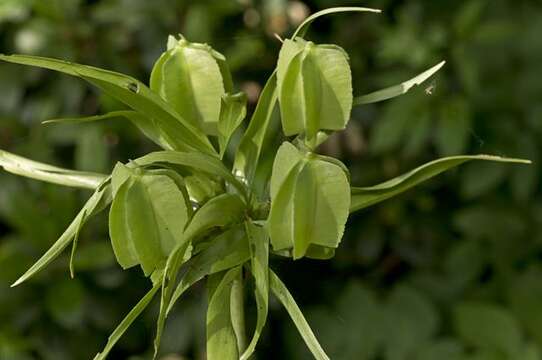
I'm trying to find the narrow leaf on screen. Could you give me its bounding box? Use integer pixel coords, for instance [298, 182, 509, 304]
[154, 240, 192, 359]
[350, 155, 531, 212]
[353, 61, 446, 106]
[240, 221, 269, 360]
[233, 72, 280, 185]
[94, 281, 161, 360]
[12, 182, 112, 286]
[0, 54, 215, 154]
[269, 269, 330, 360]
[184, 193, 246, 241]
[218, 92, 247, 158]
[0, 149, 107, 189]
[292, 7, 381, 39]
[155, 193, 245, 356]
[167, 225, 250, 314]
[230, 270, 247, 353]
[69, 209, 87, 278]
[207, 267, 242, 360]
[44, 111, 172, 150]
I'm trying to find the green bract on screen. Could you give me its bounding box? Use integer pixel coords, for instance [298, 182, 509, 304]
[0, 6, 531, 360]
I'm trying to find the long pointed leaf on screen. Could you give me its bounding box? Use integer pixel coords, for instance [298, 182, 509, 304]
[353, 61, 446, 106]
[11, 182, 112, 286]
[94, 281, 161, 360]
[0, 54, 215, 155]
[218, 92, 247, 158]
[269, 269, 329, 360]
[350, 155, 531, 212]
[154, 194, 246, 357]
[0, 149, 107, 189]
[292, 7, 381, 39]
[240, 221, 269, 360]
[153, 240, 192, 359]
[233, 72, 284, 198]
[69, 209, 87, 278]
[167, 225, 250, 314]
[44, 111, 172, 150]
[207, 267, 242, 360]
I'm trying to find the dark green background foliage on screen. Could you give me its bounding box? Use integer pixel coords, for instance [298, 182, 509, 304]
[0, 0, 540, 359]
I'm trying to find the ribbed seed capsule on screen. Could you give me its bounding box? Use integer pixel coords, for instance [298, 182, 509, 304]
[150, 35, 233, 136]
[268, 142, 351, 259]
[276, 38, 353, 143]
[109, 164, 191, 276]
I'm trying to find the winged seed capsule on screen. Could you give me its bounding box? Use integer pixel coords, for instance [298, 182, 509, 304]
[276, 38, 353, 146]
[268, 142, 350, 259]
[150, 35, 233, 136]
[109, 163, 191, 276]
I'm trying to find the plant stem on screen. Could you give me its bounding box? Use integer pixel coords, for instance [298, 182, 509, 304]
[231, 270, 247, 354]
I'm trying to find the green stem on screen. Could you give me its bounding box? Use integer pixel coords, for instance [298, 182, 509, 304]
[231, 271, 247, 354]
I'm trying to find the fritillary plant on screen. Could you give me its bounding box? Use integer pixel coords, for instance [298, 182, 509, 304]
[0, 7, 530, 360]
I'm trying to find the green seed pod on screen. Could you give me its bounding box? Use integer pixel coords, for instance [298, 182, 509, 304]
[150, 35, 233, 136]
[276, 38, 353, 143]
[268, 142, 351, 259]
[109, 165, 192, 276]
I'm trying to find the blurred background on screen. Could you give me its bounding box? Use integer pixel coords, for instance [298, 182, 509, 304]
[0, 0, 541, 359]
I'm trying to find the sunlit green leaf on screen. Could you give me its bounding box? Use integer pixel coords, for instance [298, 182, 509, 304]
[11, 181, 112, 286]
[233, 71, 281, 187]
[94, 281, 161, 360]
[0, 149, 107, 189]
[353, 61, 446, 106]
[241, 221, 269, 360]
[154, 193, 246, 356]
[291, 7, 381, 38]
[206, 267, 242, 360]
[68, 209, 87, 278]
[270, 269, 329, 360]
[218, 92, 247, 158]
[167, 225, 250, 314]
[350, 155, 531, 213]
[44, 110, 173, 150]
[0, 54, 215, 154]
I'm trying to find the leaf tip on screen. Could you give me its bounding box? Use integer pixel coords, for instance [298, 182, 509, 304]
[10, 278, 24, 287]
[274, 33, 284, 43]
